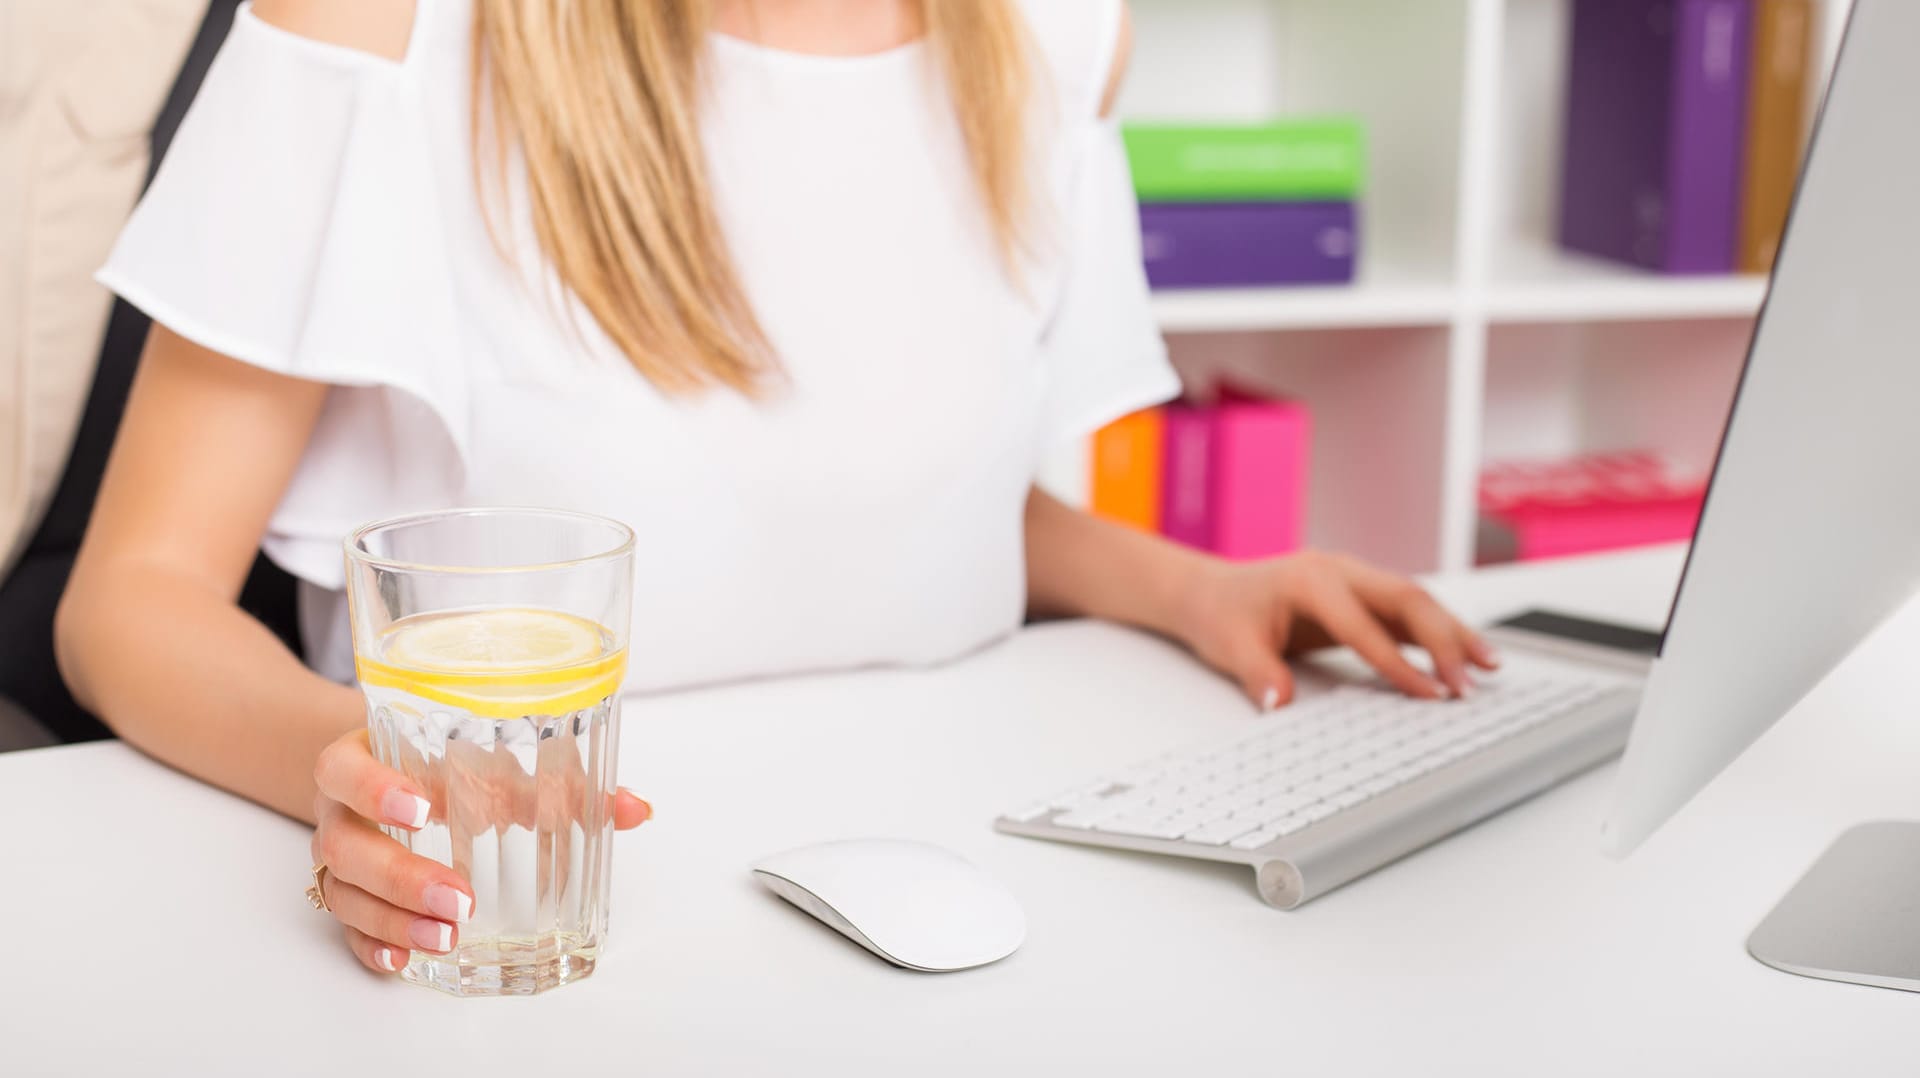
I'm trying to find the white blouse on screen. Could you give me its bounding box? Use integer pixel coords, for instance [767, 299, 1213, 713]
[97, 0, 1177, 692]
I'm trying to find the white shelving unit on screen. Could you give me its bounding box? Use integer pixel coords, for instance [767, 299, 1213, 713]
[1484, 242, 1770, 323]
[1064, 0, 1853, 574]
[1150, 274, 1456, 333]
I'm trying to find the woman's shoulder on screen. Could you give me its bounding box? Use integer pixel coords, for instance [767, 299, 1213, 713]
[250, 0, 419, 63]
[1011, 0, 1131, 121]
[100, 0, 468, 435]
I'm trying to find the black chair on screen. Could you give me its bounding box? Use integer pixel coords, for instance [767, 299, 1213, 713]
[0, 0, 302, 745]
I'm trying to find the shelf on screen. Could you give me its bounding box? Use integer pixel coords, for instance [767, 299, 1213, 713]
[1113, 0, 1845, 573]
[1151, 267, 1455, 334]
[1486, 243, 1771, 325]
[1150, 243, 1771, 332]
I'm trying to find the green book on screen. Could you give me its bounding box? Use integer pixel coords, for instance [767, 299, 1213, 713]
[1122, 119, 1366, 202]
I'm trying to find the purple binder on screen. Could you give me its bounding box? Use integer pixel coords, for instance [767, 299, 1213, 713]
[1137, 202, 1358, 289]
[1559, 0, 1754, 274]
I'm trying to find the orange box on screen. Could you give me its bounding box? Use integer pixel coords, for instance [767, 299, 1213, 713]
[1090, 409, 1165, 533]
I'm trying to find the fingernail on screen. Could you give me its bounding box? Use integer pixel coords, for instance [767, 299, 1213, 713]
[375, 946, 398, 972]
[381, 790, 431, 830]
[637, 798, 654, 822]
[409, 918, 454, 953]
[1259, 687, 1280, 713]
[423, 883, 472, 924]
[1478, 645, 1502, 668]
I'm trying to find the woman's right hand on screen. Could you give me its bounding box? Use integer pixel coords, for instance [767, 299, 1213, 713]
[309, 729, 653, 974]
[310, 729, 475, 973]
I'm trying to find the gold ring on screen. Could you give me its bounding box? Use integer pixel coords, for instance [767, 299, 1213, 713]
[306, 863, 333, 912]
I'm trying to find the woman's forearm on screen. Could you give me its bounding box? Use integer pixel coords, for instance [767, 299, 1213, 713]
[1023, 485, 1212, 638]
[56, 565, 359, 824]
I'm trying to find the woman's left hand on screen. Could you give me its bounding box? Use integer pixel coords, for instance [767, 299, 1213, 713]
[1171, 550, 1500, 710]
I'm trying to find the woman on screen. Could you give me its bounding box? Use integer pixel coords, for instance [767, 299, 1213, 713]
[56, 0, 1496, 975]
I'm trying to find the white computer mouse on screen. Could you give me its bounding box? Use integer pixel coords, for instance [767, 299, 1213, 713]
[751, 838, 1025, 972]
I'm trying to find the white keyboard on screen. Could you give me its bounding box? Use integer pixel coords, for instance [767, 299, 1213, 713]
[997, 670, 1640, 906]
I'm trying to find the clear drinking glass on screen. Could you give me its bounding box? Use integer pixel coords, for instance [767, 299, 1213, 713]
[345, 508, 634, 996]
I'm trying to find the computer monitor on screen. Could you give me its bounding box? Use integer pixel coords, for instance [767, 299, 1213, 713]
[1601, 0, 1920, 991]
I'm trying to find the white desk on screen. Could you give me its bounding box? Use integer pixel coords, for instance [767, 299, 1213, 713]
[2, 546, 1913, 1074]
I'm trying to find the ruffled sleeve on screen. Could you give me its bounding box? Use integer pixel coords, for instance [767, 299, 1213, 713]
[1022, 0, 1180, 446]
[95, 6, 467, 589]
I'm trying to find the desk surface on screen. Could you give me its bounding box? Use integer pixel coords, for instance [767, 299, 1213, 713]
[2, 546, 1913, 1075]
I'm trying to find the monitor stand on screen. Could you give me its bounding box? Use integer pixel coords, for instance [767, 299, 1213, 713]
[1748, 820, 1920, 992]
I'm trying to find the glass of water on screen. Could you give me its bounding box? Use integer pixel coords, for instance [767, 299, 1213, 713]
[345, 508, 634, 996]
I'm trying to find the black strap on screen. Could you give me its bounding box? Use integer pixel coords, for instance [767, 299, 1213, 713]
[0, 0, 302, 743]
[153, 2, 243, 183]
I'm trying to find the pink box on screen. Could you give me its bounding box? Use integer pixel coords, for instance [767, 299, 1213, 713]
[1160, 396, 1312, 559]
[1488, 503, 1702, 561]
[1478, 451, 1706, 562]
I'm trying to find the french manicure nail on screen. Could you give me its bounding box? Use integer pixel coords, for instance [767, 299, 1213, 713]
[423, 883, 472, 924]
[409, 918, 454, 953]
[1259, 687, 1280, 713]
[375, 946, 398, 972]
[380, 790, 431, 830]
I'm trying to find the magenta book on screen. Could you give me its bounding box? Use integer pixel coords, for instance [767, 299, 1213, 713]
[1212, 397, 1311, 560]
[1160, 404, 1217, 550]
[1159, 397, 1312, 558]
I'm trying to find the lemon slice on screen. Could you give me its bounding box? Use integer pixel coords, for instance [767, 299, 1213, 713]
[383, 608, 604, 672]
[358, 608, 626, 719]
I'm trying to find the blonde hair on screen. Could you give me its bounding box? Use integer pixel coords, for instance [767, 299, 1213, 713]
[472, 1, 1033, 394]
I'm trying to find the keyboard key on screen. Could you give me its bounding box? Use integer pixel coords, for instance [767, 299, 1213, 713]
[1515, 707, 1560, 728]
[1113, 766, 1168, 787]
[1050, 809, 1115, 830]
[1491, 716, 1538, 739]
[1329, 765, 1376, 790]
[1292, 776, 1348, 801]
[1233, 812, 1318, 850]
[1048, 782, 1110, 810]
[1317, 742, 1374, 769]
[1004, 802, 1053, 822]
[1256, 791, 1317, 819]
[1216, 786, 1270, 815]
[1095, 816, 1189, 840]
[1183, 819, 1260, 845]
[1162, 809, 1220, 832]
[1271, 813, 1311, 837]
[1329, 787, 1370, 809]
[1376, 742, 1425, 767]
[1347, 755, 1398, 783]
